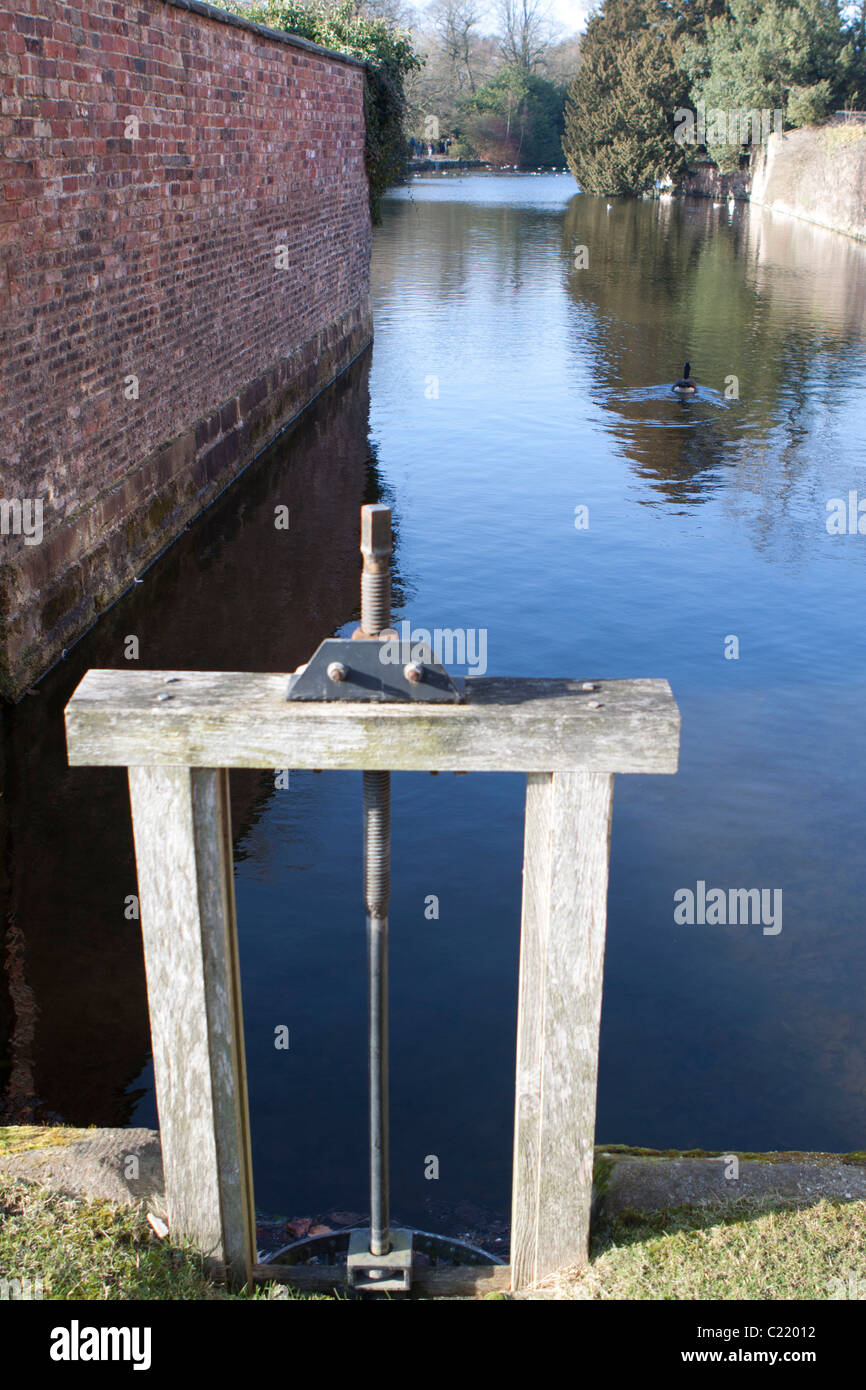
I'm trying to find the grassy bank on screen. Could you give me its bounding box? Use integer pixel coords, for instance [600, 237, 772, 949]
[3, 1127, 864, 1299]
[0, 1174, 321, 1300]
[545, 1196, 866, 1300]
[3, 1170, 865, 1300]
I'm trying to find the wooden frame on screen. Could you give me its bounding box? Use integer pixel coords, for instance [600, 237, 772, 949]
[65, 669, 680, 1293]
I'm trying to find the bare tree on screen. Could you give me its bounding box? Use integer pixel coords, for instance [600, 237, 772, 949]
[429, 0, 485, 93]
[495, 0, 558, 71]
[360, 0, 417, 25]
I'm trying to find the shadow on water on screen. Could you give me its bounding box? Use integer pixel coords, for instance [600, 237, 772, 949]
[0, 350, 382, 1126]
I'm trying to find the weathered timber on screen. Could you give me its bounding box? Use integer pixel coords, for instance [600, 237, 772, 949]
[127, 766, 255, 1286]
[66, 664, 680, 1294]
[511, 771, 614, 1286]
[65, 671, 680, 774]
[253, 1261, 513, 1296]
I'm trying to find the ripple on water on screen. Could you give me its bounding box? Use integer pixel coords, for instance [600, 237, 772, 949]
[605, 384, 739, 428]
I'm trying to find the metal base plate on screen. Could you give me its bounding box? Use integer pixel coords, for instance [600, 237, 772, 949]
[262, 1225, 504, 1296]
[286, 639, 463, 703]
[346, 1228, 413, 1292]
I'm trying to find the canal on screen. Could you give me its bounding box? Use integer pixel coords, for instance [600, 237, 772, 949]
[2, 174, 866, 1240]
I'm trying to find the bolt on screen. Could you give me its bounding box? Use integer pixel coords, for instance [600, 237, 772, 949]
[327, 661, 349, 683]
[360, 504, 392, 637]
[360, 504, 392, 559]
[403, 661, 424, 684]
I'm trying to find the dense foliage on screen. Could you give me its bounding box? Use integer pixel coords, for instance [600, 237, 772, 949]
[563, 0, 696, 195]
[456, 66, 567, 167]
[214, 0, 421, 221]
[563, 0, 866, 194]
[682, 0, 856, 168]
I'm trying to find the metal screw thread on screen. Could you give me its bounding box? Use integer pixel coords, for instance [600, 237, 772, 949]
[360, 566, 391, 638]
[359, 506, 393, 1259]
[364, 767, 391, 1256]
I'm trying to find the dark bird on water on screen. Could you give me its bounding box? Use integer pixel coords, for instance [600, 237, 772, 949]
[672, 362, 697, 394]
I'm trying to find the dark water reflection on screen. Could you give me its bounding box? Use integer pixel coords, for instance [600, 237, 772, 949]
[3, 175, 866, 1235]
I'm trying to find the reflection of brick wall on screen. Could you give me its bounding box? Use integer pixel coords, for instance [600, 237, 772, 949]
[750, 127, 866, 242]
[0, 352, 374, 1127]
[0, 0, 372, 698]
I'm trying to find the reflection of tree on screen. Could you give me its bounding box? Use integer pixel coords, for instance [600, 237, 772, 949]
[360, 436, 415, 619]
[626, 420, 730, 508]
[560, 193, 866, 530]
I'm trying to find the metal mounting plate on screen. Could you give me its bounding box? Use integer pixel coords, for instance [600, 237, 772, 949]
[346, 1228, 414, 1292]
[286, 639, 463, 703]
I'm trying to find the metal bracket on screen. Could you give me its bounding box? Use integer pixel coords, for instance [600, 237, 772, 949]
[346, 1228, 414, 1293]
[286, 639, 463, 703]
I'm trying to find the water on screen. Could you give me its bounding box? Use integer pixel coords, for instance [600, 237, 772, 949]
[3, 174, 866, 1236]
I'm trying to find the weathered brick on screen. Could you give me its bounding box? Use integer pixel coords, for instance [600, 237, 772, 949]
[0, 0, 372, 698]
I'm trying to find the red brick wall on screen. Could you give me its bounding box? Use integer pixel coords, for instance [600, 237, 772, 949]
[0, 0, 372, 696]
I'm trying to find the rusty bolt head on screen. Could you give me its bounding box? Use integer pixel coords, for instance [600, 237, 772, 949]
[360, 504, 392, 558]
[403, 661, 425, 684]
[327, 661, 349, 683]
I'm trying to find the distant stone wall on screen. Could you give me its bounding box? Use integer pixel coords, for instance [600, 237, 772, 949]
[0, 0, 372, 698]
[681, 163, 750, 200]
[749, 123, 866, 242]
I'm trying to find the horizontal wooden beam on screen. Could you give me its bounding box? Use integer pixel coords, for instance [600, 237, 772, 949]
[252, 1261, 513, 1296]
[65, 670, 679, 774]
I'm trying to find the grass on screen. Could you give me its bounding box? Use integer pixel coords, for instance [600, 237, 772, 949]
[0, 1176, 327, 1300]
[535, 1196, 866, 1300]
[820, 124, 866, 155]
[0, 1126, 92, 1156]
[3, 1127, 865, 1300]
[4, 1172, 864, 1300]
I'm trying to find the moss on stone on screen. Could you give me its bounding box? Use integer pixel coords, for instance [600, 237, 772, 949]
[596, 1143, 866, 1167]
[0, 1125, 93, 1156]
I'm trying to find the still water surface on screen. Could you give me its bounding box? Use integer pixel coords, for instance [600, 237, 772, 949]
[3, 174, 866, 1232]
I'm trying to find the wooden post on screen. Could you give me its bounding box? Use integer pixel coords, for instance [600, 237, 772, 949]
[511, 771, 614, 1288]
[65, 669, 679, 1294]
[127, 765, 255, 1286]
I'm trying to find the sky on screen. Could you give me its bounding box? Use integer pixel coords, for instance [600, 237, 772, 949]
[547, 0, 594, 33]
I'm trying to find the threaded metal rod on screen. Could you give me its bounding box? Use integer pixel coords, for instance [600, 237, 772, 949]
[360, 566, 390, 638]
[359, 505, 393, 1258]
[364, 769, 390, 1255]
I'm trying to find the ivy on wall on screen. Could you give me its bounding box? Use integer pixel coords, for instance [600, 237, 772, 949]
[213, 0, 421, 222]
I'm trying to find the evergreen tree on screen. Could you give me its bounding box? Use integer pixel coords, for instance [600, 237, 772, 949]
[563, 0, 720, 195]
[683, 0, 852, 169]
